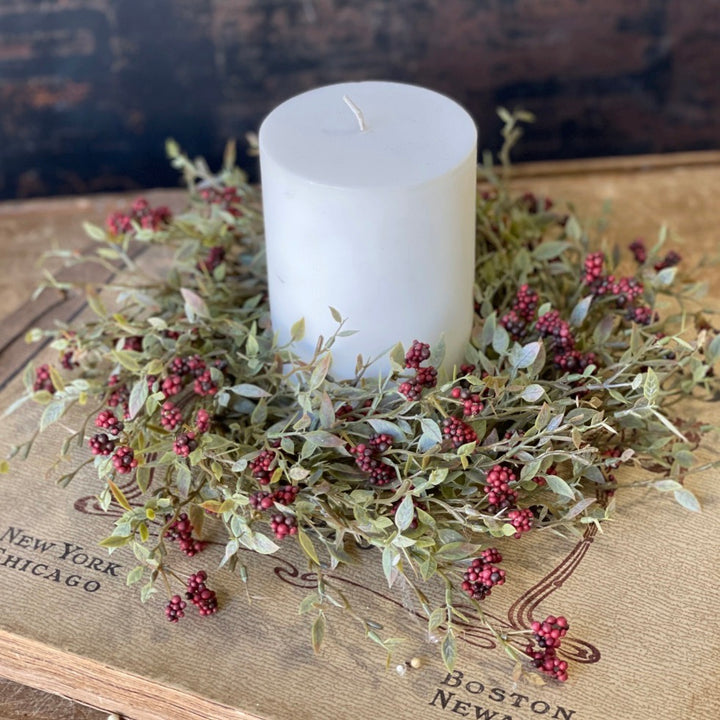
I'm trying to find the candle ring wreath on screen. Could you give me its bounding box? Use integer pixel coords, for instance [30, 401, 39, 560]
[5, 111, 720, 683]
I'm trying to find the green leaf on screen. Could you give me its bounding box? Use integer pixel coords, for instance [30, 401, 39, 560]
[656, 266, 677, 286]
[394, 495, 415, 532]
[82, 221, 107, 241]
[111, 350, 141, 373]
[297, 528, 320, 564]
[329, 306, 343, 324]
[441, 630, 457, 671]
[252, 531, 281, 554]
[545, 474, 575, 499]
[643, 368, 659, 403]
[126, 566, 144, 586]
[570, 295, 593, 327]
[674, 488, 701, 512]
[128, 378, 148, 420]
[510, 341, 541, 369]
[707, 333, 720, 365]
[492, 325, 509, 355]
[520, 384, 544, 402]
[40, 400, 66, 431]
[181, 288, 209, 320]
[230, 383, 271, 398]
[311, 613, 326, 653]
[290, 317, 305, 342]
[533, 240, 571, 260]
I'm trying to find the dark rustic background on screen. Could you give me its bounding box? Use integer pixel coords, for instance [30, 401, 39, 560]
[1, 0, 719, 200]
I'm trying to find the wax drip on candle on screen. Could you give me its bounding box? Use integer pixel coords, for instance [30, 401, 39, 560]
[342, 94, 367, 132]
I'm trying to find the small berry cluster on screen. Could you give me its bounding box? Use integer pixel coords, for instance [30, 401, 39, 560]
[483, 464, 518, 512]
[508, 507, 534, 538]
[197, 246, 226, 273]
[349, 434, 396, 486]
[33, 364, 55, 393]
[441, 416, 478, 449]
[195, 408, 211, 433]
[185, 571, 218, 616]
[553, 349, 597, 373]
[450, 386, 484, 417]
[122, 336, 143, 352]
[270, 512, 298, 539]
[173, 432, 198, 458]
[654, 250, 681, 272]
[107, 198, 171, 236]
[160, 401, 183, 430]
[165, 513, 207, 556]
[199, 185, 243, 217]
[501, 285, 539, 340]
[250, 484, 299, 510]
[629, 239, 647, 264]
[461, 548, 506, 600]
[525, 615, 570, 682]
[107, 375, 130, 416]
[95, 409, 123, 435]
[60, 350, 78, 370]
[194, 369, 219, 397]
[165, 595, 186, 623]
[250, 448, 276, 485]
[88, 433, 115, 456]
[112, 446, 137, 475]
[535, 310, 574, 352]
[519, 192, 553, 214]
[399, 340, 437, 400]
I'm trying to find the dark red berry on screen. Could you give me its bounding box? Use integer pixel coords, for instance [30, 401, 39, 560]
[508, 507, 534, 538]
[186, 571, 218, 616]
[88, 433, 115, 456]
[193, 369, 218, 396]
[654, 250, 681, 272]
[173, 432, 198, 458]
[95, 409, 124, 436]
[461, 551, 506, 600]
[162, 374, 183, 398]
[250, 449, 276, 485]
[165, 595, 187, 623]
[160, 401, 183, 431]
[197, 246, 226, 273]
[583, 252, 605, 285]
[165, 513, 206, 556]
[484, 464, 518, 512]
[405, 340, 431, 369]
[112, 446, 138, 475]
[195, 408, 211, 433]
[442, 416, 477, 449]
[629, 239, 647, 264]
[33, 364, 55, 393]
[270, 512, 298, 539]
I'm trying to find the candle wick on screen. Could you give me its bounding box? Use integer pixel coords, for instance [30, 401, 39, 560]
[343, 94, 367, 132]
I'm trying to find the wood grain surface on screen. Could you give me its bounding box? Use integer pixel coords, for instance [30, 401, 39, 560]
[0, 153, 718, 719]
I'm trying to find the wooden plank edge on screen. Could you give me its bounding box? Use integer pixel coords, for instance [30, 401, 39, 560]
[0, 629, 262, 720]
[510, 150, 720, 179]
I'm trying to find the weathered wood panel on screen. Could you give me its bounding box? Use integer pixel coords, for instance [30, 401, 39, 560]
[1, 1, 719, 197]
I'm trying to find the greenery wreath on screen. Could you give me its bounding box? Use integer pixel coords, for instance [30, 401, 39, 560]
[6, 112, 720, 682]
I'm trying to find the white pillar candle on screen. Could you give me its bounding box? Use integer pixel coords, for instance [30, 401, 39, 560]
[259, 81, 477, 380]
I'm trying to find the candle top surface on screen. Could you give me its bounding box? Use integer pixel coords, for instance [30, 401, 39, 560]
[259, 81, 477, 188]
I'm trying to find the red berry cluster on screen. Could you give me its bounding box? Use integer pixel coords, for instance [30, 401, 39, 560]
[165, 595, 186, 623]
[501, 285, 540, 340]
[583, 252, 605, 284]
[197, 246, 226, 273]
[186, 571, 218, 616]
[461, 548, 506, 600]
[173, 432, 198, 458]
[654, 250, 681, 272]
[525, 615, 570, 682]
[535, 310, 574, 352]
[405, 340, 431, 368]
[519, 192, 553, 214]
[195, 408, 211, 433]
[106, 198, 171, 236]
[553, 349, 597, 372]
[194, 369, 219, 396]
[629, 239, 647, 264]
[165, 513, 207, 556]
[508, 507, 534, 538]
[450, 386, 484, 417]
[626, 305, 655, 326]
[442, 416, 478, 449]
[483, 464, 519, 512]
[349, 435, 396, 486]
[60, 350, 78, 370]
[199, 186, 244, 217]
[160, 401, 183, 430]
[399, 340, 437, 400]
[107, 375, 129, 415]
[161, 374, 183, 398]
[250, 484, 299, 510]
[112, 445, 138, 474]
[270, 512, 298, 539]
[88, 433, 115, 456]
[250, 449, 276, 485]
[95, 409, 123, 435]
[33, 364, 55, 393]
[122, 336, 143, 352]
